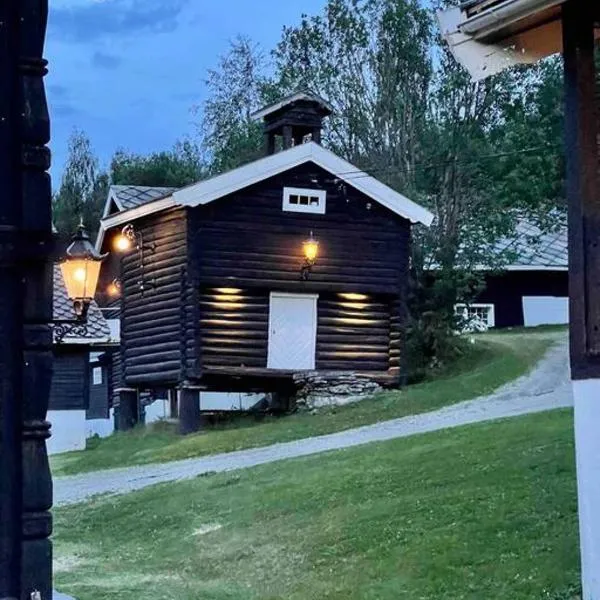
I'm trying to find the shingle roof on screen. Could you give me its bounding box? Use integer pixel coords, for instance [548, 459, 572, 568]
[110, 185, 176, 211]
[495, 218, 567, 270]
[53, 265, 113, 344]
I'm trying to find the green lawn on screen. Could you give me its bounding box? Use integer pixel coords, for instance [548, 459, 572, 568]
[53, 409, 580, 600]
[52, 330, 559, 476]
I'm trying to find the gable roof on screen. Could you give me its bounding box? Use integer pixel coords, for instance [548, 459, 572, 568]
[96, 142, 434, 250]
[494, 218, 567, 271]
[251, 91, 334, 121]
[103, 185, 176, 218]
[53, 265, 115, 345]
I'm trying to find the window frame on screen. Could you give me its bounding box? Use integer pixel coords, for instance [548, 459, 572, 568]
[454, 303, 496, 330]
[92, 366, 103, 386]
[282, 187, 326, 215]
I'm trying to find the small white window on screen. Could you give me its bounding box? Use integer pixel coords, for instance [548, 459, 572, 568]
[454, 303, 495, 332]
[92, 366, 103, 385]
[283, 187, 326, 214]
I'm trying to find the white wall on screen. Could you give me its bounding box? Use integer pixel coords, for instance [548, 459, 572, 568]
[144, 399, 170, 424]
[47, 410, 87, 455]
[573, 379, 600, 600]
[522, 296, 569, 327]
[200, 392, 264, 411]
[86, 408, 115, 439]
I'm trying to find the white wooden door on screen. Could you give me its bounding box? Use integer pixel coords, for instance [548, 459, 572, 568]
[267, 293, 318, 370]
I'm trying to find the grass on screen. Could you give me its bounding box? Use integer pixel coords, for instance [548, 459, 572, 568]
[52, 329, 559, 476]
[53, 409, 580, 600]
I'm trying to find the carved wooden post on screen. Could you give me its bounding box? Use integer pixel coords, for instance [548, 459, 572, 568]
[0, 0, 53, 598]
[562, 2, 600, 598]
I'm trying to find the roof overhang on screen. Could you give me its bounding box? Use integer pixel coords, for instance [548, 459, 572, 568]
[251, 91, 334, 121]
[437, 0, 593, 80]
[96, 142, 434, 250]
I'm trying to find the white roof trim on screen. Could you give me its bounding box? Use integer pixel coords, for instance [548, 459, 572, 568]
[504, 264, 567, 272]
[96, 142, 434, 250]
[102, 188, 124, 219]
[174, 142, 434, 226]
[95, 196, 177, 251]
[251, 92, 333, 122]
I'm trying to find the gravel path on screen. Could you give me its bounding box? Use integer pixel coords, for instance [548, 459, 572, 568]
[54, 338, 572, 506]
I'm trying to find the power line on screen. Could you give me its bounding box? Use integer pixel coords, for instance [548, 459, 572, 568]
[327, 143, 561, 183]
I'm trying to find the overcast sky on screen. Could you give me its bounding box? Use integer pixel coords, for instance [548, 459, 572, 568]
[46, 0, 327, 184]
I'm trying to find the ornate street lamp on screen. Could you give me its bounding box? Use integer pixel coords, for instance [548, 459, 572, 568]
[54, 224, 107, 342]
[301, 231, 319, 280]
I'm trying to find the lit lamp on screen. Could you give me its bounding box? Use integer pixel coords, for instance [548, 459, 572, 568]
[59, 224, 107, 320]
[107, 278, 122, 298]
[301, 231, 319, 280]
[113, 223, 136, 252]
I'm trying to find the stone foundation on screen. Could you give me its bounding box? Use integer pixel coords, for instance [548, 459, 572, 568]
[293, 372, 382, 410]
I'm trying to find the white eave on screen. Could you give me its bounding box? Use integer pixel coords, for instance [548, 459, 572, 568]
[437, 0, 566, 81]
[96, 142, 434, 250]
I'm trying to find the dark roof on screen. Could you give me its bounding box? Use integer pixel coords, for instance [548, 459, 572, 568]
[53, 265, 113, 344]
[110, 185, 176, 211]
[461, 0, 507, 16]
[495, 218, 567, 270]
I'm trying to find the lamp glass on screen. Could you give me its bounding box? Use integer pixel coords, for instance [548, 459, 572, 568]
[303, 235, 319, 264]
[114, 233, 132, 252]
[60, 258, 102, 301]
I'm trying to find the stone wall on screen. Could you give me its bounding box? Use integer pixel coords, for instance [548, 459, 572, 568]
[293, 372, 382, 410]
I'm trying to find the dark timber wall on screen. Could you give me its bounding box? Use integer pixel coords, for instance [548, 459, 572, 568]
[120, 208, 187, 385]
[477, 271, 568, 328]
[87, 354, 111, 419]
[186, 162, 411, 380]
[49, 349, 89, 411]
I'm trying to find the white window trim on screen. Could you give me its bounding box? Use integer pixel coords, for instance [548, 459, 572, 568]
[455, 303, 496, 329]
[92, 366, 103, 385]
[282, 187, 326, 215]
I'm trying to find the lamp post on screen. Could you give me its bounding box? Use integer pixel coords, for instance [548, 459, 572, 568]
[53, 225, 107, 343]
[0, 0, 53, 598]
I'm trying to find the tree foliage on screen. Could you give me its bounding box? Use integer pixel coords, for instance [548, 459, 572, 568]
[110, 140, 205, 188]
[53, 129, 108, 237]
[196, 35, 274, 174]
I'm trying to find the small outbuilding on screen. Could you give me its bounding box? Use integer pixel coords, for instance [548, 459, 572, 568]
[95, 92, 434, 431]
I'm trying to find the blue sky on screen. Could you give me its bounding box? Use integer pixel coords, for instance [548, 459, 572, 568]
[46, 0, 327, 185]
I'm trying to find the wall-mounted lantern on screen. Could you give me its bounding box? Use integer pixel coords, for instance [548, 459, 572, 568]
[301, 231, 319, 280]
[113, 223, 155, 294]
[54, 224, 107, 342]
[107, 278, 122, 298]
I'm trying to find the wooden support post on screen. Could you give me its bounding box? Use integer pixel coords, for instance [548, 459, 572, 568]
[0, 0, 53, 598]
[282, 125, 293, 150]
[264, 132, 275, 156]
[178, 387, 200, 435]
[312, 127, 322, 144]
[562, 2, 600, 598]
[116, 389, 138, 431]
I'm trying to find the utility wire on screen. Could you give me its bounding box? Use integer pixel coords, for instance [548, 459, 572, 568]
[326, 143, 561, 183]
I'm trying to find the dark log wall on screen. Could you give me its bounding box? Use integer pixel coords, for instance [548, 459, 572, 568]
[49, 350, 89, 411]
[477, 271, 568, 328]
[188, 163, 411, 377]
[120, 208, 187, 385]
[87, 356, 111, 419]
[198, 288, 269, 369]
[316, 294, 391, 372]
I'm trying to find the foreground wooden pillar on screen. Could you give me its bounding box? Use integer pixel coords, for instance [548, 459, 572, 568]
[116, 389, 138, 431]
[0, 0, 53, 598]
[562, 2, 600, 598]
[178, 387, 201, 435]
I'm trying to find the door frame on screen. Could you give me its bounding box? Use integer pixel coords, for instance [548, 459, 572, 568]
[267, 292, 319, 370]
